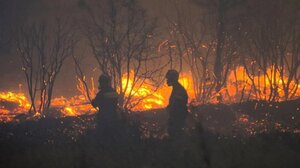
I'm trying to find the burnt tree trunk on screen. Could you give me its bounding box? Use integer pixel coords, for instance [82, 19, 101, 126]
[214, 2, 226, 102]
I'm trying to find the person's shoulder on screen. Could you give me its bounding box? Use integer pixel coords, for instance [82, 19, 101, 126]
[103, 87, 119, 98]
[171, 83, 186, 97]
[104, 92, 118, 98]
[96, 91, 103, 96]
[177, 83, 187, 92]
[177, 84, 188, 97]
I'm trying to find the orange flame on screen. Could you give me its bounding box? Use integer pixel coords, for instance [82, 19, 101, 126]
[0, 92, 31, 122]
[221, 66, 300, 102]
[1, 66, 299, 122]
[120, 71, 195, 110]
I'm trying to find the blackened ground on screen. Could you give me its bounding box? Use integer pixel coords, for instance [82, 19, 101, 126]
[0, 99, 299, 168]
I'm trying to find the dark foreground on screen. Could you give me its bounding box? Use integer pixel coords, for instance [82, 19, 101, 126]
[0, 100, 299, 168]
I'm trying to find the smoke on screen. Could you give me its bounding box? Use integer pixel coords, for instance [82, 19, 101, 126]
[0, 0, 94, 97]
[0, 0, 173, 97]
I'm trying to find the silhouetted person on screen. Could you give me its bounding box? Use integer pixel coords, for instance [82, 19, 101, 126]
[165, 70, 188, 138]
[91, 74, 119, 134]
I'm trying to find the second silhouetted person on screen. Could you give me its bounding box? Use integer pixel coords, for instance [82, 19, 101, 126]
[165, 70, 188, 138]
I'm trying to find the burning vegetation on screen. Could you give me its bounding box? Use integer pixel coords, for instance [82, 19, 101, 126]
[0, 0, 299, 137]
[1, 65, 299, 129]
[0, 0, 300, 168]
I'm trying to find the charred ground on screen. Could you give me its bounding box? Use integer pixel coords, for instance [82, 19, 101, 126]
[0, 99, 299, 168]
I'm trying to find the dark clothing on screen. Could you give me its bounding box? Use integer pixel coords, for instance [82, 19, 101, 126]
[167, 82, 188, 137]
[91, 87, 119, 129]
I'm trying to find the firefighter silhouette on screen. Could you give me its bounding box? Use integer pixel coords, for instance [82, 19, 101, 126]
[165, 70, 188, 137]
[91, 74, 119, 132]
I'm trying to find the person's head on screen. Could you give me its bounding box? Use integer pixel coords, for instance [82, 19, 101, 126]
[98, 74, 111, 89]
[165, 69, 179, 86]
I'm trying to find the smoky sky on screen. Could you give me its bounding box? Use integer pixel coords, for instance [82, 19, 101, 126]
[0, 0, 136, 96]
[0, 0, 168, 97]
[1, 0, 298, 97]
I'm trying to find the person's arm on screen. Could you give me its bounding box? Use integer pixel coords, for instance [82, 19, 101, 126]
[166, 103, 171, 112]
[166, 93, 175, 112]
[91, 92, 103, 108]
[168, 89, 188, 110]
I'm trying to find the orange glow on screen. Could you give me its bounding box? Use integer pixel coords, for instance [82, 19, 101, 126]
[221, 66, 300, 102]
[0, 92, 31, 122]
[1, 66, 299, 122]
[51, 95, 96, 116]
[121, 71, 195, 110]
[0, 92, 31, 109]
[120, 71, 166, 110]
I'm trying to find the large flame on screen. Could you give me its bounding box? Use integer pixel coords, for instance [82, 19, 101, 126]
[1, 66, 299, 122]
[220, 66, 300, 102]
[120, 71, 195, 111]
[0, 92, 31, 122]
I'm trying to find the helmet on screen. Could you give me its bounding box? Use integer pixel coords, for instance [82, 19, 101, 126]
[166, 69, 179, 82]
[98, 74, 111, 87]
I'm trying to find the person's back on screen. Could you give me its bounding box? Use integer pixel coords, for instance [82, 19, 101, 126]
[91, 75, 119, 131]
[92, 86, 119, 121]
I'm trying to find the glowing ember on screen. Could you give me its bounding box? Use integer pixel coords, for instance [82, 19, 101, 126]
[238, 114, 249, 123]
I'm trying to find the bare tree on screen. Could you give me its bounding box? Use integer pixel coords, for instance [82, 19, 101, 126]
[163, 0, 215, 103]
[240, 0, 300, 101]
[72, 52, 96, 104]
[82, 0, 164, 110]
[193, 0, 245, 102]
[16, 19, 76, 115]
[163, 0, 241, 103]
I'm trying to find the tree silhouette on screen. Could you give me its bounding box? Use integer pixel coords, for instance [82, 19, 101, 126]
[16, 19, 76, 115]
